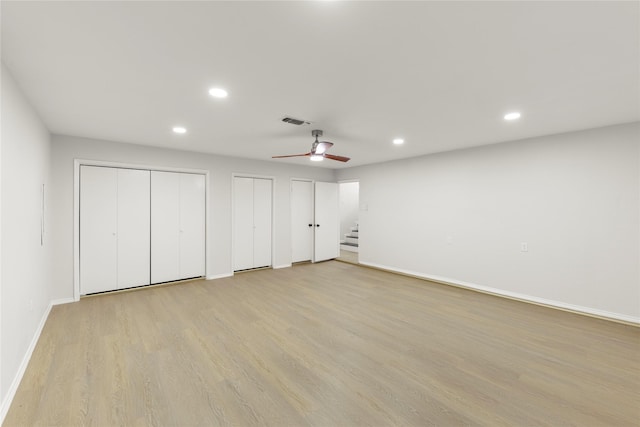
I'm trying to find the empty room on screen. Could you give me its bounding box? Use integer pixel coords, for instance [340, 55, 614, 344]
[1, 1, 639, 426]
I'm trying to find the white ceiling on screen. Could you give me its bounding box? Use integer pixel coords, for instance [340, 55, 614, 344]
[2, 1, 638, 169]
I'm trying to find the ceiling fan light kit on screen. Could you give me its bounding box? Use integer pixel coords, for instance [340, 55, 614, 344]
[272, 129, 351, 163]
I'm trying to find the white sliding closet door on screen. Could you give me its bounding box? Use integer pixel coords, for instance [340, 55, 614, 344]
[179, 173, 206, 278]
[80, 166, 118, 294]
[117, 169, 151, 289]
[253, 179, 272, 268]
[291, 180, 314, 263]
[151, 171, 181, 283]
[314, 182, 340, 262]
[233, 176, 272, 271]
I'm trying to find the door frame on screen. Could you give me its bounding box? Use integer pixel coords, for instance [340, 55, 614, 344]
[231, 173, 276, 274]
[73, 159, 209, 301]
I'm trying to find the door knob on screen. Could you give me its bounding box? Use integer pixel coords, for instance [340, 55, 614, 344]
[316, 224, 320, 227]
[308, 224, 313, 227]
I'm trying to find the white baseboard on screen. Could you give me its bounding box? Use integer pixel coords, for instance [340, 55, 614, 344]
[360, 261, 640, 326]
[273, 264, 292, 270]
[206, 273, 233, 280]
[0, 301, 52, 425]
[51, 297, 74, 306]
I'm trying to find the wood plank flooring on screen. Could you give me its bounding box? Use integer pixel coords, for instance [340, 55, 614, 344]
[5, 261, 640, 426]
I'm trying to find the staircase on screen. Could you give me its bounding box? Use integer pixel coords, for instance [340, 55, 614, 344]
[340, 223, 359, 252]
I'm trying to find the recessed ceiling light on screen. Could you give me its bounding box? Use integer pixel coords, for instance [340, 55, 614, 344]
[208, 87, 228, 98]
[504, 112, 521, 121]
[393, 138, 404, 145]
[172, 126, 187, 134]
[310, 155, 324, 162]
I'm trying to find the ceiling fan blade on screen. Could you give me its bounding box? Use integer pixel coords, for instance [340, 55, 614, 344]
[323, 153, 350, 162]
[272, 152, 311, 159]
[315, 141, 334, 154]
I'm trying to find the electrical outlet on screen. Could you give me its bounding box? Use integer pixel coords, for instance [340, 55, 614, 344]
[520, 242, 528, 252]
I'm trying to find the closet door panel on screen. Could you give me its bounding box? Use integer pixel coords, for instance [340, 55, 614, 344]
[253, 178, 272, 268]
[117, 169, 151, 289]
[80, 166, 118, 294]
[151, 171, 180, 283]
[179, 173, 206, 278]
[291, 180, 313, 263]
[314, 182, 340, 262]
[233, 177, 254, 271]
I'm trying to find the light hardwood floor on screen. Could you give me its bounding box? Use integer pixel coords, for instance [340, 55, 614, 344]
[5, 261, 640, 426]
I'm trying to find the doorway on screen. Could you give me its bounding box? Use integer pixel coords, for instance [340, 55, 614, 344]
[337, 181, 359, 264]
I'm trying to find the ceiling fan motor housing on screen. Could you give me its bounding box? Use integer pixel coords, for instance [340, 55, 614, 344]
[312, 129, 323, 138]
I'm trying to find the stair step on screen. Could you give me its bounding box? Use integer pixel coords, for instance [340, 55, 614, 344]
[341, 242, 359, 247]
[344, 235, 358, 239]
[344, 236, 358, 245]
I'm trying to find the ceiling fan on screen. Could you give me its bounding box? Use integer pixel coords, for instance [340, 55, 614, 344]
[272, 130, 350, 163]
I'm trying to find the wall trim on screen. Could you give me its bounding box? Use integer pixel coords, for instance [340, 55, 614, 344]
[360, 261, 640, 326]
[273, 264, 292, 269]
[337, 178, 360, 184]
[206, 273, 233, 280]
[51, 298, 75, 306]
[0, 302, 52, 425]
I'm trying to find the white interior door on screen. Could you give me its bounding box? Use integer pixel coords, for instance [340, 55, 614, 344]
[253, 178, 272, 268]
[314, 182, 340, 262]
[117, 168, 151, 289]
[179, 173, 206, 278]
[234, 177, 255, 271]
[291, 180, 313, 263]
[80, 166, 118, 294]
[151, 171, 180, 283]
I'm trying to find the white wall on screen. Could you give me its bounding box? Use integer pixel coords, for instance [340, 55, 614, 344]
[339, 181, 359, 241]
[50, 135, 335, 300]
[1, 64, 53, 416]
[336, 123, 640, 322]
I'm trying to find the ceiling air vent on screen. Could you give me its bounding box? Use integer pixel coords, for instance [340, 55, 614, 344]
[282, 117, 310, 126]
